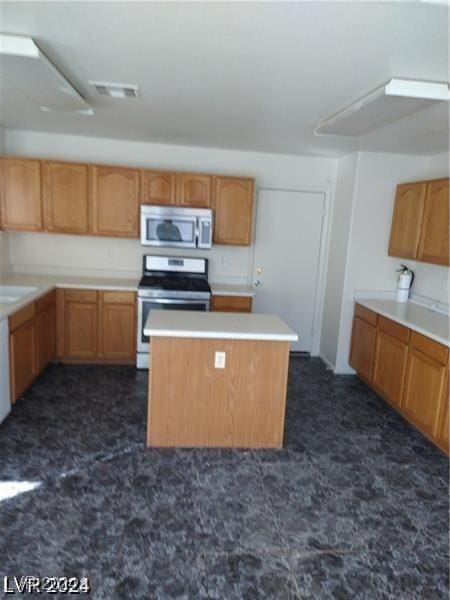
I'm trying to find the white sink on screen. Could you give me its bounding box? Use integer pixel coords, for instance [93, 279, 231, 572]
[0, 285, 39, 305]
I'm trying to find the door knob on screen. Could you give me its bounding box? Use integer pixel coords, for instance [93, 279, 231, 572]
[254, 280, 262, 287]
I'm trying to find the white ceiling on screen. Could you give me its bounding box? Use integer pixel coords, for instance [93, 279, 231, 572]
[0, 1, 448, 157]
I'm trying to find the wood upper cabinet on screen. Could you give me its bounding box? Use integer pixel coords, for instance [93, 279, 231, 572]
[141, 170, 176, 205]
[43, 161, 89, 234]
[63, 290, 98, 358]
[177, 173, 212, 207]
[1, 158, 42, 231]
[89, 165, 140, 237]
[371, 317, 410, 409]
[349, 315, 377, 382]
[402, 332, 449, 440]
[388, 182, 427, 259]
[418, 178, 449, 266]
[9, 317, 36, 403]
[211, 295, 252, 313]
[212, 176, 254, 245]
[99, 291, 136, 359]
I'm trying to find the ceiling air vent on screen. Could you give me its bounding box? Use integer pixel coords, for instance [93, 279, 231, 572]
[89, 81, 140, 99]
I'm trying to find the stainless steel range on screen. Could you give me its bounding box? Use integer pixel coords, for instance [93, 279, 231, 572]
[136, 254, 211, 368]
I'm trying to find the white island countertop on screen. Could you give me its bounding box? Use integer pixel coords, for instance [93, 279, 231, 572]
[145, 310, 298, 341]
[356, 298, 449, 347]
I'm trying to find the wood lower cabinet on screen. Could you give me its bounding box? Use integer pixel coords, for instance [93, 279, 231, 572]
[213, 176, 254, 245]
[99, 292, 136, 359]
[211, 295, 252, 313]
[43, 161, 89, 234]
[35, 291, 56, 374]
[349, 316, 377, 382]
[57, 288, 136, 363]
[403, 332, 449, 441]
[89, 165, 140, 237]
[418, 178, 449, 265]
[9, 318, 36, 403]
[1, 158, 43, 231]
[62, 290, 98, 358]
[372, 330, 408, 409]
[350, 303, 449, 454]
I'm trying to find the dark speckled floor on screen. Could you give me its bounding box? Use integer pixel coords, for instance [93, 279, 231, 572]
[0, 357, 448, 599]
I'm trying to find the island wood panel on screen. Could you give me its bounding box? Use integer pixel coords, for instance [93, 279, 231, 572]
[148, 337, 290, 448]
[43, 161, 89, 234]
[141, 170, 177, 205]
[418, 178, 449, 265]
[388, 181, 427, 259]
[1, 157, 43, 231]
[436, 369, 449, 454]
[89, 165, 140, 237]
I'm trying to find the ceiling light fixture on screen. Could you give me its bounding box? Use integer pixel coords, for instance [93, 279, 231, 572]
[315, 78, 449, 137]
[89, 81, 140, 99]
[0, 33, 93, 114]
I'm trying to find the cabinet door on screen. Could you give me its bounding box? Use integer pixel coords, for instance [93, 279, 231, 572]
[43, 161, 89, 234]
[9, 319, 36, 402]
[90, 165, 140, 237]
[437, 370, 449, 453]
[36, 304, 56, 374]
[349, 316, 376, 381]
[372, 332, 408, 408]
[177, 173, 212, 207]
[388, 182, 427, 259]
[403, 349, 447, 439]
[100, 292, 136, 359]
[211, 295, 252, 313]
[141, 170, 176, 205]
[1, 158, 42, 231]
[213, 177, 254, 245]
[64, 292, 98, 358]
[418, 178, 449, 266]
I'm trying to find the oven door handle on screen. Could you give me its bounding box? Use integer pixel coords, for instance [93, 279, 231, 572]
[138, 297, 210, 305]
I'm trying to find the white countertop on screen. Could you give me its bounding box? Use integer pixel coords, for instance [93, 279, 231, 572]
[0, 273, 138, 320]
[145, 310, 298, 341]
[210, 283, 255, 297]
[356, 298, 450, 348]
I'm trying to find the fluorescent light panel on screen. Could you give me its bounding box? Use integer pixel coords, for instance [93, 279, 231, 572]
[315, 78, 449, 137]
[0, 33, 92, 114]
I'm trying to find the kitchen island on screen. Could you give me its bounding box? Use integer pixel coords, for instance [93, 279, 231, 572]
[145, 310, 298, 448]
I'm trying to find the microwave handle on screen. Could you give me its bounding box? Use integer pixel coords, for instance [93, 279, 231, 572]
[197, 218, 213, 248]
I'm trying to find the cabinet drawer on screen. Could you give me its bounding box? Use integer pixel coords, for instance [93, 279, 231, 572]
[9, 302, 36, 332]
[102, 291, 136, 305]
[410, 331, 449, 365]
[36, 290, 56, 313]
[354, 303, 378, 327]
[212, 295, 252, 312]
[378, 316, 410, 344]
[64, 289, 98, 303]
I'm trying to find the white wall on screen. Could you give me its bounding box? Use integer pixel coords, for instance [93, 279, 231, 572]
[4, 129, 337, 282]
[320, 153, 359, 367]
[333, 150, 449, 374]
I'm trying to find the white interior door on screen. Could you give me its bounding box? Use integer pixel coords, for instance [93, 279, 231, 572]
[252, 189, 325, 352]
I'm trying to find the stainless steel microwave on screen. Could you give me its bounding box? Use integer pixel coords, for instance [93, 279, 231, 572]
[140, 205, 213, 249]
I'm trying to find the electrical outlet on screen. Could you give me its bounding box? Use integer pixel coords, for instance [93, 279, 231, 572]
[214, 351, 226, 369]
